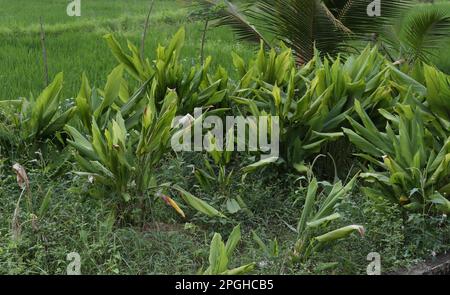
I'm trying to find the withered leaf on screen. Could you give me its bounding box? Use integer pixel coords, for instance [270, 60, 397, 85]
[12, 163, 29, 191]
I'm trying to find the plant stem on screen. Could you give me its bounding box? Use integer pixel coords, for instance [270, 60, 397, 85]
[39, 17, 49, 87]
[140, 0, 155, 61]
[200, 19, 209, 65]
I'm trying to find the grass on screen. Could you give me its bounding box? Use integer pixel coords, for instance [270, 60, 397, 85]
[0, 0, 256, 100]
[0, 0, 449, 275]
[1, 0, 449, 100]
[1, 148, 448, 274]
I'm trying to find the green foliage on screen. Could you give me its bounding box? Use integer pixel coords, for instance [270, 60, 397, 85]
[0, 0, 248, 101]
[66, 112, 137, 200]
[189, 130, 253, 216]
[0, 73, 75, 150]
[344, 100, 450, 214]
[231, 41, 295, 89]
[105, 27, 229, 115]
[203, 224, 255, 274]
[67, 89, 223, 221]
[2, 3, 450, 274]
[383, 5, 450, 64]
[252, 231, 279, 259]
[194, 132, 234, 191]
[233, 45, 405, 172]
[74, 67, 152, 134]
[64, 27, 236, 222]
[199, 0, 412, 63]
[422, 64, 450, 122]
[293, 174, 364, 262]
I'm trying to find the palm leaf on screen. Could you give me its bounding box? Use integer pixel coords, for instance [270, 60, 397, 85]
[401, 7, 450, 62]
[196, 0, 271, 46]
[199, 0, 412, 63]
[336, 0, 413, 36]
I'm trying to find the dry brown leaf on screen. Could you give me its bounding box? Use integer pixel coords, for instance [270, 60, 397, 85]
[12, 163, 29, 191]
[357, 226, 366, 237]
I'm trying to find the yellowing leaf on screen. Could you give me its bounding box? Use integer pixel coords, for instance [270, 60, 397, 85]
[159, 194, 186, 218]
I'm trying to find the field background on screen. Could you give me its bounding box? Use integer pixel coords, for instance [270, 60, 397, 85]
[0, 0, 256, 100]
[1, 0, 449, 101]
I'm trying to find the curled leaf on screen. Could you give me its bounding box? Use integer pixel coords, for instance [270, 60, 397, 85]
[12, 163, 29, 191]
[315, 225, 365, 243]
[158, 193, 186, 218]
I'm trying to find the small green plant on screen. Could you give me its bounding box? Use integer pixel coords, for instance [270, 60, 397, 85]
[252, 231, 279, 259]
[292, 174, 364, 263]
[203, 224, 255, 275]
[193, 131, 248, 214]
[0, 73, 75, 151]
[194, 152, 234, 193]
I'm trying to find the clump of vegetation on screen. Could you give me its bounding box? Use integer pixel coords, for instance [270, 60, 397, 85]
[0, 73, 75, 153]
[202, 224, 255, 275]
[293, 174, 364, 263]
[345, 100, 450, 214]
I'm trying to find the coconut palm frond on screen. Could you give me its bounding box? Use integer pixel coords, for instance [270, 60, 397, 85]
[195, 0, 419, 64]
[401, 8, 450, 62]
[337, 0, 413, 36]
[196, 0, 271, 47]
[252, 0, 351, 62]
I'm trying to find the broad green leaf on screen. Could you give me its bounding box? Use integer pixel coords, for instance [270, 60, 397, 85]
[225, 224, 241, 259]
[297, 178, 318, 234]
[208, 233, 228, 274]
[242, 156, 280, 174]
[221, 263, 255, 275]
[307, 213, 341, 228]
[172, 185, 226, 218]
[94, 66, 124, 118]
[315, 225, 365, 243]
